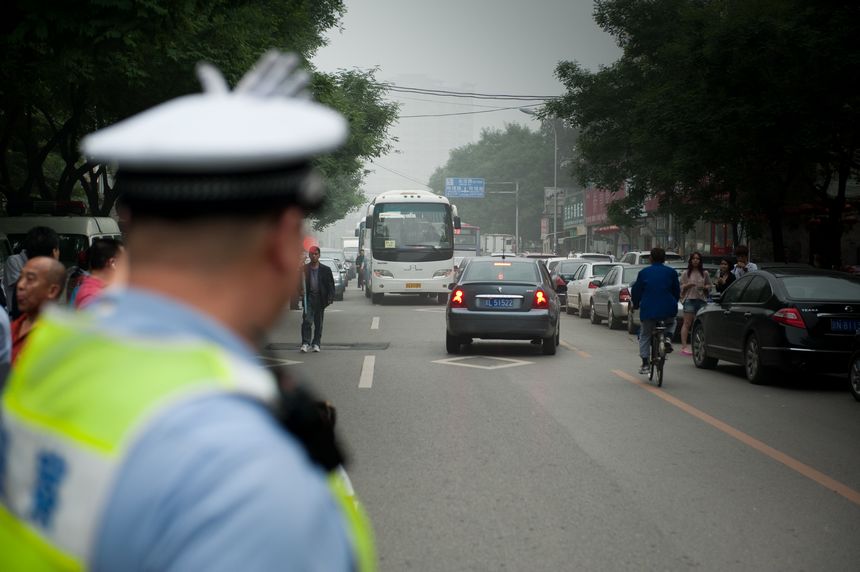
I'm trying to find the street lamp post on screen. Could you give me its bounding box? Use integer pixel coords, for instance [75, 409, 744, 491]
[521, 107, 559, 254]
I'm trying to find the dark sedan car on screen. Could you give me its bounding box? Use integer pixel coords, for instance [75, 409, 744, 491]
[446, 257, 563, 355]
[691, 268, 860, 384]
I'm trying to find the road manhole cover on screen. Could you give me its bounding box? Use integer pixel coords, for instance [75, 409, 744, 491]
[432, 356, 533, 370]
[266, 342, 390, 351]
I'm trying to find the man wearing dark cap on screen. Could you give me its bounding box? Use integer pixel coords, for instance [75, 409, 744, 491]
[0, 52, 374, 571]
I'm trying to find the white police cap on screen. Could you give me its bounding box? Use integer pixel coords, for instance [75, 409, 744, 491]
[81, 51, 348, 212]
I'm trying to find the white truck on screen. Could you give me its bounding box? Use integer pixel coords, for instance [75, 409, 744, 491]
[481, 233, 515, 255]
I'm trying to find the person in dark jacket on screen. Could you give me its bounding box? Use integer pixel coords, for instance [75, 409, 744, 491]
[301, 246, 336, 352]
[631, 247, 681, 374]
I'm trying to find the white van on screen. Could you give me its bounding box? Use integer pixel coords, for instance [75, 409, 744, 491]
[0, 216, 122, 267]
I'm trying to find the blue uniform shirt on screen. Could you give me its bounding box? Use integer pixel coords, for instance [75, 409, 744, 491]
[631, 263, 681, 321]
[88, 288, 353, 571]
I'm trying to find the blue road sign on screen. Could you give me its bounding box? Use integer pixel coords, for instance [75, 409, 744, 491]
[445, 177, 485, 198]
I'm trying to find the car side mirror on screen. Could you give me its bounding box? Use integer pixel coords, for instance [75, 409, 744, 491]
[453, 216, 462, 230]
[365, 215, 372, 228]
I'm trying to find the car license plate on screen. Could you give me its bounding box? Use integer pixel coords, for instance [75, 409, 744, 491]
[479, 298, 519, 309]
[405, 282, 421, 289]
[830, 318, 860, 333]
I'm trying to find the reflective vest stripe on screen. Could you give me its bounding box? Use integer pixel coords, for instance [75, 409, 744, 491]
[0, 503, 80, 571]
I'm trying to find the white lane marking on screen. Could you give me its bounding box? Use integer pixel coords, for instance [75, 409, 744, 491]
[371, 317, 380, 330]
[359, 355, 375, 388]
[415, 307, 446, 313]
[259, 357, 302, 367]
[432, 356, 533, 370]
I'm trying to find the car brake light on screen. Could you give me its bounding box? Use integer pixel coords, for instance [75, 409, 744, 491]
[451, 289, 465, 307]
[534, 289, 548, 308]
[620, 288, 631, 303]
[555, 276, 566, 288]
[772, 308, 806, 329]
[588, 281, 599, 289]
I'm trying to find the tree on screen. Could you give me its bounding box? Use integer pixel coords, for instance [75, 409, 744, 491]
[547, 0, 860, 265]
[427, 123, 577, 249]
[0, 0, 397, 227]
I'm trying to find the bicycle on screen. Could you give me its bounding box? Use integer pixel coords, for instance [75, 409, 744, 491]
[649, 320, 669, 387]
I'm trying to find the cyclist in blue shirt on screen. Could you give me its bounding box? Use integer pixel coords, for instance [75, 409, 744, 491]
[631, 247, 681, 374]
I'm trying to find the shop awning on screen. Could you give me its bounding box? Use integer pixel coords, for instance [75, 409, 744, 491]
[594, 225, 620, 234]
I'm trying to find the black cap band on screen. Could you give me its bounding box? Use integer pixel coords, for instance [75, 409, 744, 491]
[117, 162, 325, 218]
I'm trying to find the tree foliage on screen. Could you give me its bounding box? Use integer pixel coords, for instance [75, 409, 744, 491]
[0, 0, 397, 227]
[547, 0, 860, 265]
[428, 123, 577, 248]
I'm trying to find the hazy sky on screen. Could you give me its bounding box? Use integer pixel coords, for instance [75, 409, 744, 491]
[311, 0, 621, 239]
[314, 0, 620, 131]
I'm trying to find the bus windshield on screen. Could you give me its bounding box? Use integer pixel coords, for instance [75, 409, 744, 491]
[372, 203, 453, 251]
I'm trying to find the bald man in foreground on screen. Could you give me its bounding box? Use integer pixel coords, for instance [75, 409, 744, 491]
[10, 256, 65, 364]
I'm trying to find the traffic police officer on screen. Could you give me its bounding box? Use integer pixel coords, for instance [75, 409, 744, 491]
[0, 52, 374, 571]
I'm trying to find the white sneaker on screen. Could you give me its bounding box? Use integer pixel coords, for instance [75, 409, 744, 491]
[300, 344, 309, 353]
[312, 344, 321, 352]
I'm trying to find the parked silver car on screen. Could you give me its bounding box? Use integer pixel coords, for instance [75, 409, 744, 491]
[589, 265, 645, 330]
[320, 258, 346, 301]
[566, 261, 618, 318]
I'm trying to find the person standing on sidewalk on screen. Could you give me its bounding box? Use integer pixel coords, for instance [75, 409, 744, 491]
[301, 245, 335, 352]
[732, 244, 758, 280]
[679, 252, 711, 355]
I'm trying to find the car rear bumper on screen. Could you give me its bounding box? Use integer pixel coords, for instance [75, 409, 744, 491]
[761, 346, 853, 373]
[447, 308, 555, 339]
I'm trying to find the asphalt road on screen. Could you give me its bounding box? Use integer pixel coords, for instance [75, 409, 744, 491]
[264, 285, 860, 571]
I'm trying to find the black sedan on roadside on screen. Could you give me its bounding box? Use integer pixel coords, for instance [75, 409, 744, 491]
[692, 268, 860, 385]
[446, 257, 564, 355]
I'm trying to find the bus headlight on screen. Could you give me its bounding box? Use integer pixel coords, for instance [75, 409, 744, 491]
[373, 269, 394, 278]
[432, 269, 453, 278]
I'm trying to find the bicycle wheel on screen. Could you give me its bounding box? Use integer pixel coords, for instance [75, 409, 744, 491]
[656, 337, 666, 387]
[649, 335, 657, 381]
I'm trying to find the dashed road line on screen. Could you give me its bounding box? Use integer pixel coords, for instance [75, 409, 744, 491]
[359, 355, 376, 388]
[560, 340, 591, 358]
[612, 369, 860, 508]
[371, 316, 380, 330]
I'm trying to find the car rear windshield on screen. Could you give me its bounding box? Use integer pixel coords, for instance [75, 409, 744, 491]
[463, 261, 540, 282]
[780, 275, 860, 301]
[622, 268, 642, 283]
[591, 264, 614, 277]
[640, 254, 683, 264]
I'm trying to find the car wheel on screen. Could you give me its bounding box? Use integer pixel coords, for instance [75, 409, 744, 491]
[589, 300, 602, 324]
[608, 304, 623, 330]
[578, 296, 588, 319]
[372, 293, 384, 305]
[542, 330, 557, 355]
[744, 333, 769, 385]
[446, 331, 461, 354]
[849, 354, 860, 402]
[627, 307, 636, 334]
[692, 322, 718, 369]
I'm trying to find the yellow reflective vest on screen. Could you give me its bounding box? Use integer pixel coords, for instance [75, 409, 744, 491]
[0, 308, 375, 571]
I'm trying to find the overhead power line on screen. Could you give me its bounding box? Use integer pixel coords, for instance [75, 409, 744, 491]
[369, 160, 432, 189]
[377, 82, 559, 101]
[399, 103, 542, 119]
[390, 95, 512, 110]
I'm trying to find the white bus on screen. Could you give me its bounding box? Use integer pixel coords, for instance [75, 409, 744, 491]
[364, 190, 460, 304]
